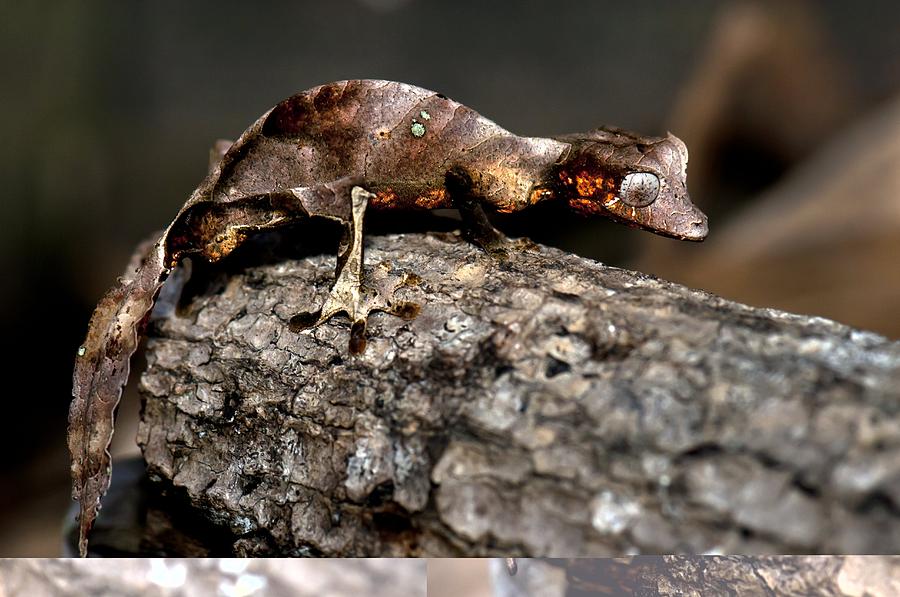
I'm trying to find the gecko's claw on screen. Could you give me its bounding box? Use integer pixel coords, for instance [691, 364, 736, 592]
[349, 320, 367, 354]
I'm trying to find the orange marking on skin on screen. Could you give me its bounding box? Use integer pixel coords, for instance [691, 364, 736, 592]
[529, 188, 551, 205]
[574, 172, 606, 198]
[371, 188, 398, 209]
[206, 228, 246, 262]
[568, 197, 604, 216]
[414, 188, 448, 209]
[602, 192, 619, 208]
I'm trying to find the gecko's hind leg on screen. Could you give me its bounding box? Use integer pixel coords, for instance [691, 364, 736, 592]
[289, 185, 418, 354]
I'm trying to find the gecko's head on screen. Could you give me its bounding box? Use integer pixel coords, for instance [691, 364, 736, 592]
[553, 128, 708, 241]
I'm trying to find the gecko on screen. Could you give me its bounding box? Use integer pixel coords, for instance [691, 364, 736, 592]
[68, 79, 708, 557]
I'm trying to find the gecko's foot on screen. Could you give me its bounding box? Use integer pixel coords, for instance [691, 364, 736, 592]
[454, 209, 537, 261]
[476, 235, 538, 262]
[288, 266, 420, 354]
[288, 186, 420, 354]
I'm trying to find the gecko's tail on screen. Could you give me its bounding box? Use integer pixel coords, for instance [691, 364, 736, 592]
[68, 236, 169, 556]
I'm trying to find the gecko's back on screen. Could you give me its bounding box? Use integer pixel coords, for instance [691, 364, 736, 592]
[193, 80, 566, 213]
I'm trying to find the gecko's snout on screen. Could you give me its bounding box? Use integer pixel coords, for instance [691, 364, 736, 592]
[683, 211, 709, 241]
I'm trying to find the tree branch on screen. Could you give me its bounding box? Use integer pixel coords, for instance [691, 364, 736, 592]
[132, 231, 900, 556]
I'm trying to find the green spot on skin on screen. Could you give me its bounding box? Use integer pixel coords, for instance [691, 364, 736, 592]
[410, 121, 426, 138]
[77, 346, 86, 357]
[419, 110, 431, 121]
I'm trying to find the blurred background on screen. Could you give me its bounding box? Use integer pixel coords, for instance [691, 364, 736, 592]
[1, 0, 898, 557]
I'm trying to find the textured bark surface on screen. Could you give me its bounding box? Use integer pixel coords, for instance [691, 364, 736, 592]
[135, 231, 900, 556]
[491, 556, 900, 597]
[0, 558, 424, 597]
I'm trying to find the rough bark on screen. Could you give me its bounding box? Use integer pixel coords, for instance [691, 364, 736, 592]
[491, 556, 900, 597]
[134, 231, 900, 556]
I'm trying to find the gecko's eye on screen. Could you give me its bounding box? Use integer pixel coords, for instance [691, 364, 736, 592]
[619, 172, 659, 207]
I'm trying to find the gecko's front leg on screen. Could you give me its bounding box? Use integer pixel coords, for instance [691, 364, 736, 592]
[446, 167, 536, 259]
[446, 166, 507, 252]
[289, 185, 418, 354]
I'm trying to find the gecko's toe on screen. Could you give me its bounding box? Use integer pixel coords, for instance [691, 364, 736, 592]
[349, 320, 367, 354]
[389, 301, 420, 320]
[487, 246, 512, 262]
[477, 236, 537, 262]
[512, 237, 539, 252]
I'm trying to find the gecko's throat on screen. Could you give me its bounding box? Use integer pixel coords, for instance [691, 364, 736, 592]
[600, 202, 708, 242]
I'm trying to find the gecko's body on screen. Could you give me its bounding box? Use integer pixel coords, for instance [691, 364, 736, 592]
[207, 81, 565, 212]
[69, 80, 708, 556]
[169, 80, 705, 265]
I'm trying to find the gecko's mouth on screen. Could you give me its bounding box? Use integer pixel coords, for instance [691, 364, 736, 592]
[674, 216, 709, 241]
[650, 220, 708, 242]
[606, 211, 708, 242]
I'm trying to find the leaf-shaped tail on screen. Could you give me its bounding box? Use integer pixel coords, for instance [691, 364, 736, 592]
[67, 236, 169, 557]
[66, 185, 341, 556]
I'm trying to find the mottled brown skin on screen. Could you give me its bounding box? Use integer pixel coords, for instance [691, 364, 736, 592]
[69, 80, 708, 557]
[551, 128, 707, 240]
[168, 80, 705, 264]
